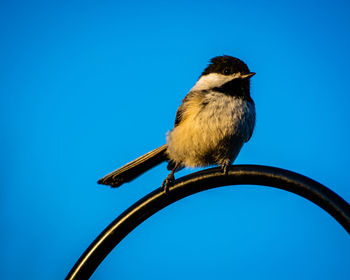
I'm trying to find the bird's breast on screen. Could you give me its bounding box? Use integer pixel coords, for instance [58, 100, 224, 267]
[166, 92, 255, 167]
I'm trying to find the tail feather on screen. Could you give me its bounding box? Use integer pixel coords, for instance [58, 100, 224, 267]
[98, 144, 168, 187]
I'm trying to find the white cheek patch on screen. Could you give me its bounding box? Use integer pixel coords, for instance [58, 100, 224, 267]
[191, 72, 242, 91]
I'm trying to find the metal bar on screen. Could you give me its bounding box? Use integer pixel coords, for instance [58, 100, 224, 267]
[66, 165, 350, 280]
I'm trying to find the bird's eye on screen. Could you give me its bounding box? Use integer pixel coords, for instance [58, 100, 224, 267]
[223, 68, 231, 75]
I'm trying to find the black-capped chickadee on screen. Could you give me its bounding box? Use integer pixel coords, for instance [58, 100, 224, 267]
[98, 55, 256, 190]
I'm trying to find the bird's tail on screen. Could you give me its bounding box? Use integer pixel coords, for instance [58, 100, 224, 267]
[97, 144, 168, 187]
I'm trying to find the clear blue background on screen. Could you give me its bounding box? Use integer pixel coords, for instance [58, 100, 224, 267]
[1, 0, 350, 279]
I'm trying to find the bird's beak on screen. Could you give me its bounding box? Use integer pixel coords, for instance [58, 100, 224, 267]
[241, 72, 256, 79]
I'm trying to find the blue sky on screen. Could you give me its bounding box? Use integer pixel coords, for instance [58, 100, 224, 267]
[1, 0, 350, 279]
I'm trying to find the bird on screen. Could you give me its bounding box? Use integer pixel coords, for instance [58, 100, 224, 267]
[98, 55, 256, 190]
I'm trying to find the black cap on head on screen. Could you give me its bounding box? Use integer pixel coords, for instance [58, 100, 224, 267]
[201, 55, 250, 76]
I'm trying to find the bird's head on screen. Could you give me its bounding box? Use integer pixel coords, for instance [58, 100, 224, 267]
[192, 55, 255, 100]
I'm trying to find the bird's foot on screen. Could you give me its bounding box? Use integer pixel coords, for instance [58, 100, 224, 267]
[221, 162, 231, 175]
[161, 173, 175, 194]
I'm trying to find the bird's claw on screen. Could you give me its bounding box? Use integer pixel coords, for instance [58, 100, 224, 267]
[221, 163, 230, 175]
[161, 173, 175, 194]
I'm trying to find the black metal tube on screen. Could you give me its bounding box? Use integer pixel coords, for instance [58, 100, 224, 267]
[66, 165, 350, 280]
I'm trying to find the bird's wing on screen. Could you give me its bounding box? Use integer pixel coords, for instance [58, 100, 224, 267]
[174, 96, 189, 127]
[174, 91, 204, 127]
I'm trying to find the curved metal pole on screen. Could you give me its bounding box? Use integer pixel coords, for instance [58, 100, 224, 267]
[66, 165, 350, 280]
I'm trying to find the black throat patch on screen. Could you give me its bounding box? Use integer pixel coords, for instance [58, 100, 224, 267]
[213, 78, 253, 102]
